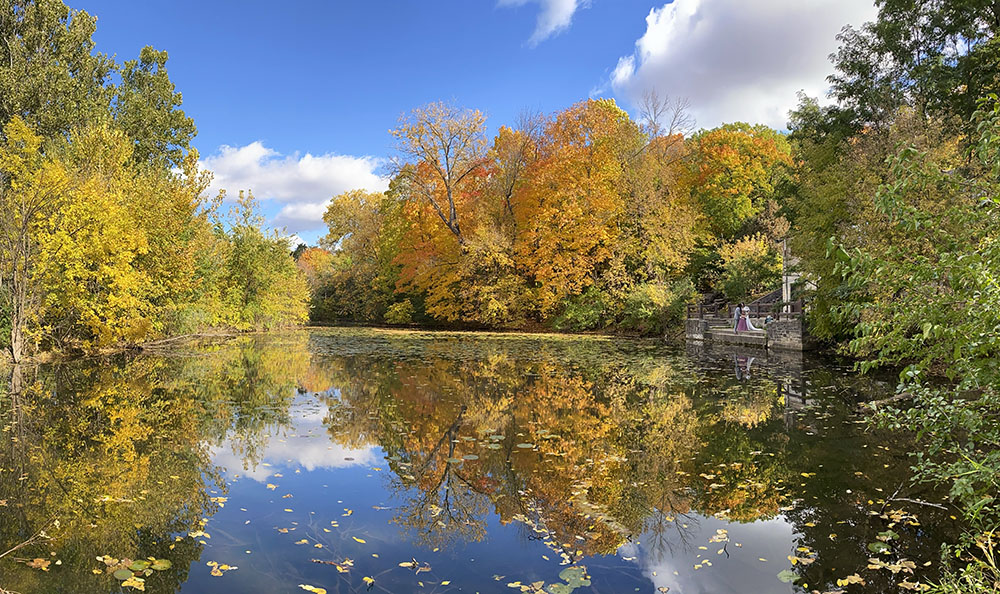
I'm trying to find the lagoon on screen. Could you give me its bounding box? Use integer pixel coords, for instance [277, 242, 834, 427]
[0, 328, 957, 593]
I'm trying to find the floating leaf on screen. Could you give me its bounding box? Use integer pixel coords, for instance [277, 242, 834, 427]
[129, 559, 151, 571]
[353, 536, 367, 544]
[462, 454, 479, 460]
[299, 585, 327, 594]
[122, 575, 146, 590]
[868, 541, 891, 554]
[776, 569, 798, 583]
[837, 574, 866, 586]
[558, 566, 591, 587]
[113, 568, 134, 580]
[516, 443, 534, 449]
[150, 559, 172, 571]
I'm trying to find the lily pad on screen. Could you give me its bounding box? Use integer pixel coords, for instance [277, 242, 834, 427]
[559, 566, 590, 587]
[113, 568, 135, 581]
[546, 584, 572, 594]
[129, 559, 151, 571]
[867, 541, 891, 554]
[516, 443, 535, 449]
[150, 559, 172, 571]
[446, 457, 462, 464]
[462, 454, 479, 460]
[776, 569, 798, 583]
[486, 443, 502, 449]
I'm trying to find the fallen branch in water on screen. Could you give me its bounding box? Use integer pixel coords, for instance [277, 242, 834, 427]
[0, 522, 51, 561]
[858, 392, 914, 411]
[139, 332, 239, 350]
[889, 497, 949, 510]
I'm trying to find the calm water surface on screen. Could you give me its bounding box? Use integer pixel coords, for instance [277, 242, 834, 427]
[0, 328, 960, 593]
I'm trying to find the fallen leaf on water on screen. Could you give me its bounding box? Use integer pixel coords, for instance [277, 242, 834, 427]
[25, 558, 51, 571]
[298, 585, 327, 594]
[122, 575, 146, 590]
[353, 536, 366, 544]
[836, 574, 866, 586]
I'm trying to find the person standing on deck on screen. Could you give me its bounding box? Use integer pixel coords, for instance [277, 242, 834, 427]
[734, 302, 749, 332]
[743, 303, 759, 331]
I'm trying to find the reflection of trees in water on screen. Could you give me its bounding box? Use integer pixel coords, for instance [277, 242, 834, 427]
[311, 331, 957, 593]
[0, 334, 307, 593]
[317, 346, 785, 560]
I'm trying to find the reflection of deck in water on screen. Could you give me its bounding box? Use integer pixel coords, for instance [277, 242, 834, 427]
[685, 342, 813, 429]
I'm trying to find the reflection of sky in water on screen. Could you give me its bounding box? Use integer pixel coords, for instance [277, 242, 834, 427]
[626, 517, 796, 594]
[182, 395, 820, 594]
[210, 402, 378, 482]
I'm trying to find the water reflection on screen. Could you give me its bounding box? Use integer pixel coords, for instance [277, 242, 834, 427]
[0, 329, 960, 594]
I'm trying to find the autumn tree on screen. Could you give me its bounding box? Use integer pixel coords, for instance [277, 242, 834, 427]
[318, 189, 405, 321]
[390, 102, 487, 246]
[0, 117, 67, 362]
[687, 123, 794, 240]
[218, 190, 309, 329]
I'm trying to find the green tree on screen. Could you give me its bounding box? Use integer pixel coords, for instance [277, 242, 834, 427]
[830, 0, 1000, 134]
[835, 97, 1000, 590]
[219, 190, 309, 329]
[0, 0, 114, 139]
[113, 46, 197, 168]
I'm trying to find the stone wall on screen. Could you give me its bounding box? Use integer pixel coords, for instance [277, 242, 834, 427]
[766, 317, 808, 351]
[685, 318, 709, 341]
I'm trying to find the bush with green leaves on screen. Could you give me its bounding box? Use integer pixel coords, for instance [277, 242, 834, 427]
[552, 287, 607, 332]
[835, 96, 1000, 591]
[620, 279, 696, 336]
[384, 300, 415, 325]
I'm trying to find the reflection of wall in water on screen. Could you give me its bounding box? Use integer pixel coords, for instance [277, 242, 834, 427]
[685, 342, 812, 429]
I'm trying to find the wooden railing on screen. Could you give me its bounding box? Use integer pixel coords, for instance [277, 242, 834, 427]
[687, 298, 804, 321]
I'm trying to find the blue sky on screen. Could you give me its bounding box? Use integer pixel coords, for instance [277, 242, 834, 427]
[77, 0, 877, 244]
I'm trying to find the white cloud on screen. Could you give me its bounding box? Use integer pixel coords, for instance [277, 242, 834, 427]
[610, 0, 878, 130]
[200, 141, 389, 233]
[211, 400, 379, 482]
[499, 0, 587, 46]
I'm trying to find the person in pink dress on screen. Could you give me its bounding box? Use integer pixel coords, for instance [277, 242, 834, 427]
[734, 302, 749, 332]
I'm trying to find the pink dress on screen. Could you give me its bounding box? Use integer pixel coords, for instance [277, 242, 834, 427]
[736, 316, 749, 332]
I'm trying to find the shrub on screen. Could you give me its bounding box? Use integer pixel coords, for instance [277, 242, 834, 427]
[552, 287, 607, 331]
[716, 233, 782, 301]
[384, 300, 415, 325]
[621, 279, 697, 336]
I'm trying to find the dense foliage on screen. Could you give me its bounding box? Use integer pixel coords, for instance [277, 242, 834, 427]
[306, 99, 790, 334]
[786, 1, 1000, 590]
[0, 0, 307, 361]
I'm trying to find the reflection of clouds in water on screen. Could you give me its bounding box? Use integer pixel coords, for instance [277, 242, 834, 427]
[621, 516, 795, 593]
[211, 397, 378, 482]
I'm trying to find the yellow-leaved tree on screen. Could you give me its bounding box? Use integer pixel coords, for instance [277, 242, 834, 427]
[33, 124, 155, 350]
